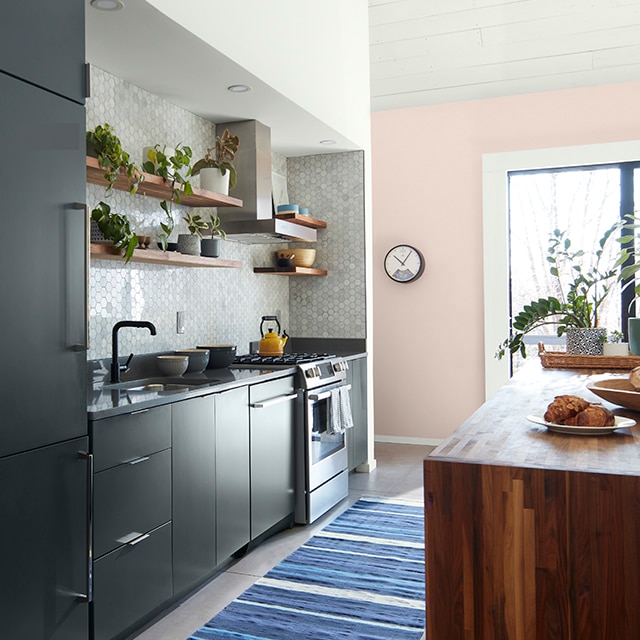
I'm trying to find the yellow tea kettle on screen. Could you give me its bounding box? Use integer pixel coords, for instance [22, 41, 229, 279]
[259, 315, 288, 356]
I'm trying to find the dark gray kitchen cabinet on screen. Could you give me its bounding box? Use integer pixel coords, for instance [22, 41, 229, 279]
[172, 395, 217, 594]
[0, 71, 87, 459]
[91, 409, 173, 640]
[0, 438, 90, 640]
[93, 523, 172, 640]
[347, 356, 368, 470]
[215, 386, 250, 561]
[249, 376, 296, 539]
[0, 0, 85, 103]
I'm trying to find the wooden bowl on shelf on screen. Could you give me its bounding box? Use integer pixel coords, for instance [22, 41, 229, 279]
[276, 248, 316, 268]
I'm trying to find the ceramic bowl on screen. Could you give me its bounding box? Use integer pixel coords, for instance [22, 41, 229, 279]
[156, 355, 189, 376]
[277, 257, 293, 268]
[277, 203, 299, 214]
[174, 348, 210, 373]
[197, 344, 237, 369]
[299, 207, 310, 216]
[290, 248, 316, 268]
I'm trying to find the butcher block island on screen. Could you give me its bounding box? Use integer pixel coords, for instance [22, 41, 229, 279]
[423, 361, 640, 640]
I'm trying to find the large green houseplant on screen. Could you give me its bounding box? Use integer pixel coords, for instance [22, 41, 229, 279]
[496, 216, 639, 360]
[191, 128, 240, 193]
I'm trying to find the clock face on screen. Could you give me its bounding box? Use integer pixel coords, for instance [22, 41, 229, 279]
[384, 245, 425, 283]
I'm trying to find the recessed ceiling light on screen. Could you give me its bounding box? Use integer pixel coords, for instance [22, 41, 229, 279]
[320, 139, 336, 145]
[227, 84, 251, 93]
[90, 0, 124, 10]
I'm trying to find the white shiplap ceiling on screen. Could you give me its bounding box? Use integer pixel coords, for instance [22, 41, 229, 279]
[369, 0, 640, 111]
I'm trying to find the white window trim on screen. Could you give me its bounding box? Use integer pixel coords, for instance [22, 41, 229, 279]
[482, 140, 640, 399]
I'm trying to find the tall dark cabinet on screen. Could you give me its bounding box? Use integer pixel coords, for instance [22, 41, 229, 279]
[0, 1, 89, 638]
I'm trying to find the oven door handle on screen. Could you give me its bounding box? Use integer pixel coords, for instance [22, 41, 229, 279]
[251, 392, 298, 409]
[308, 384, 351, 402]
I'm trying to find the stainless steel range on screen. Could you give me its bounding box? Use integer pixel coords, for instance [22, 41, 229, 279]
[233, 353, 351, 524]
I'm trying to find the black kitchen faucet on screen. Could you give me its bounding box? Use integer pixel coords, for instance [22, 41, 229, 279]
[111, 320, 157, 383]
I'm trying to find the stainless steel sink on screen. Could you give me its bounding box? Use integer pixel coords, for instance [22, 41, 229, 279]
[104, 377, 214, 392]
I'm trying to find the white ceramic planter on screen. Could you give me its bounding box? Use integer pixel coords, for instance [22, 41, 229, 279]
[602, 342, 629, 356]
[199, 167, 229, 195]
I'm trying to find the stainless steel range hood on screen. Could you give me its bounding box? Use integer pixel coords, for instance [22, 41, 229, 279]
[216, 120, 316, 243]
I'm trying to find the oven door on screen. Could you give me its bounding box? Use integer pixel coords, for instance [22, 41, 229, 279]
[305, 382, 350, 491]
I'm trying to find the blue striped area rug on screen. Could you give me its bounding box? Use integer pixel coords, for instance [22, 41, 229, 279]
[187, 496, 425, 640]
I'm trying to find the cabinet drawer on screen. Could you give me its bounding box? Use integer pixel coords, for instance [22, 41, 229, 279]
[91, 405, 171, 472]
[93, 522, 172, 640]
[94, 449, 171, 558]
[249, 375, 295, 404]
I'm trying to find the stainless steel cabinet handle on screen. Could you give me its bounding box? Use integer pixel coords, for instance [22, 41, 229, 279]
[68, 203, 89, 352]
[77, 451, 93, 603]
[130, 408, 150, 415]
[309, 384, 351, 402]
[251, 392, 298, 409]
[117, 531, 150, 546]
[127, 456, 150, 465]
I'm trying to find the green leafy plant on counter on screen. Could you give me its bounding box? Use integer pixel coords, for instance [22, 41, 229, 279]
[183, 212, 208, 238]
[86, 123, 143, 194]
[91, 201, 138, 262]
[206, 213, 226, 239]
[496, 215, 640, 360]
[143, 144, 194, 250]
[191, 128, 240, 190]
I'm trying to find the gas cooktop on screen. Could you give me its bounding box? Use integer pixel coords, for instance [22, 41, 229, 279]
[233, 352, 337, 366]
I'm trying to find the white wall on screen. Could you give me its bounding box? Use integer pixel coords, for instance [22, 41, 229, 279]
[145, 0, 371, 151]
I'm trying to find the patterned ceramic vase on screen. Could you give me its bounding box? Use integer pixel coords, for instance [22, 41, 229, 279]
[565, 327, 606, 355]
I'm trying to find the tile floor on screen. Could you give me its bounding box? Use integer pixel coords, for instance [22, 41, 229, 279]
[131, 442, 434, 640]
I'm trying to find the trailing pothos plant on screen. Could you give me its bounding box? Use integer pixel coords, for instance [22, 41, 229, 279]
[143, 144, 193, 249]
[191, 128, 240, 190]
[86, 123, 143, 194]
[91, 201, 138, 263]
[495, 215, 640, 360]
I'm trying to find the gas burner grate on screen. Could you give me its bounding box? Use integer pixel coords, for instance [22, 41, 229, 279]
[233, 352, 336, 366]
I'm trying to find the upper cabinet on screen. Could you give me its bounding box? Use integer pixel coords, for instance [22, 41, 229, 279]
[0, 0, 86, 104]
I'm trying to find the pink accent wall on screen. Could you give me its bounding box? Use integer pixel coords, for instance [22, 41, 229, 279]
[371, 80, 640, 441]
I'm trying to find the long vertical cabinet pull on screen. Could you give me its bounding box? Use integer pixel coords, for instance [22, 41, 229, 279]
[68, 202, 89, 352]
[77, 450, 93, 603]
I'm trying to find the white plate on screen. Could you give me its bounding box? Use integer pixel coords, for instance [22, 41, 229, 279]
[526, 414, 635, 435]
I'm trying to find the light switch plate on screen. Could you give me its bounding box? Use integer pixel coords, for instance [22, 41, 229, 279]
[176, 311, 185, 334]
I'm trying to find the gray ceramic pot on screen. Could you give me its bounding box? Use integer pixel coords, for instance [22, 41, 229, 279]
[177, 234, 201, 256]
[201, 236, 221, 258]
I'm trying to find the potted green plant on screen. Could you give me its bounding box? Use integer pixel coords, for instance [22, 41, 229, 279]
[142, 143, 194, 250]
[602, 329, 629, 356]
[496, 216, 638, 359]
[201, 213, 226, 258]
[177, 211, 207, 255]
[91, 201, 138, 262]
[86, 123, 143, 194]
[191, 128, 239, 195]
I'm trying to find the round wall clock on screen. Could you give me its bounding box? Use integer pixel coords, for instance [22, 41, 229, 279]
[384, 244, 425, 283]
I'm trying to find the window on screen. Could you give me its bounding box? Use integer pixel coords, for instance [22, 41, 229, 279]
[508, 164, 635, 373]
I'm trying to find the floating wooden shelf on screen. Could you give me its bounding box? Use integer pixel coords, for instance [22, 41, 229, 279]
[275, 212, 327, 228]
[253, 266, 327, 276]
[91, 242, 242, 269]
[86, 156, 243, 208]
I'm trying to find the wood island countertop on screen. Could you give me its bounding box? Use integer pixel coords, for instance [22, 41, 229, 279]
[424, 360, 640, 639]
[429, 360, 640, 475]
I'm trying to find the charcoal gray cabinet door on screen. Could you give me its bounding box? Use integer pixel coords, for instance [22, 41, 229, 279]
[0, 438, 89, 639]
[0, 0, 85, 103]
[172, 395, 216, 594]
[0, 72, 87, 457]
[347, 356, 368, 470]
[215, 386, 250, 561]
[249, 377, 296, 539]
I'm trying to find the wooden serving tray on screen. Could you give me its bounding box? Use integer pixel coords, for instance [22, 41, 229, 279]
[538, 343, 640, 370]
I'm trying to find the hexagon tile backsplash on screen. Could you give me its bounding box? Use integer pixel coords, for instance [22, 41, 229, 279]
[86, 66, 365, 360]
